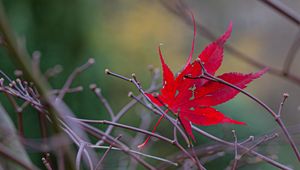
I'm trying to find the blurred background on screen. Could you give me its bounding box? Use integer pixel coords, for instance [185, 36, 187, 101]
[0, 0, 300, 169]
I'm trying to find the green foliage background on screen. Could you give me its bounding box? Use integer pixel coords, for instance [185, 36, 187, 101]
[0, 0, 299, 169]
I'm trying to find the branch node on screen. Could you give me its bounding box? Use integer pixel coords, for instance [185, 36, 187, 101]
[105, 69, 111, 75]
[128, 91, 133, 97]
[88, 58, 95, 64]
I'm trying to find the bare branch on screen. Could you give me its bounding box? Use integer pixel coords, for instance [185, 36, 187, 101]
[42, 157, 53, 170]
[0, 143, 39, 170]
[231, 130, 239, 170]
[90, 84, 114, 119]
[95, 135, 122, 169]
[57, 58, 95, 99]
[260, 0, 300, 25]
[187, 59, 300, 161]
[283, 30, 300, 75]
[75, 143, 87, 170]
[44, 65, 63, 80]
[160, 0, 300, 86]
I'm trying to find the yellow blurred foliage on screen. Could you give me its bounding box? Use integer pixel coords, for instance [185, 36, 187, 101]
[89, 0, 191, 73]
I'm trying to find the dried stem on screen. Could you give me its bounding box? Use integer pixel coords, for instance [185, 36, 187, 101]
[105, 69, 294, 169]
[0, 2, 77, 169]
[160, 0, 300, 86]
[231, 130, 238, 170]
[128, 111, 152, 169]
[57, 58, 95, 99]
[51, 86, 83, 95]
[239, 133, 278, 158]
[70, 118, 203, 168]
[278, 93, 289, 117]
[0, 143, 39, 170]
[129, 75, 190, 145]
[77, 121, 157, 170]
[192, 125, 292, 170]
[90, 84, 114, 119]
[42, 157, 53, 170]
[283, 30, 300, 75]
[75, 143, 88, 170]
[260, 0, 300, 25]
[5, 94, 24, 137]
[89, 145, 178, 167]
[44, 65, 63, 80]
[69, 118, 175, 144]
[95, 135, 122, 170]
[187, 60, 300, 161]
[95, 69, 160, 146]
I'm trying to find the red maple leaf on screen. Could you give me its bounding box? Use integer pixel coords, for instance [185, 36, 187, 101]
[139, 16, 266, 148]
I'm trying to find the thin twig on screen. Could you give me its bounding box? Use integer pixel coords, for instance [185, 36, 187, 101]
[283, 30, 300, 75]
[51, 86, 83, 95]
[260, 0, 300, 25]
[57, 58, 95, 99]
[70, 118, 200, 168]
[96, 69, 160, 146]
[106, 68, 293, 169]
[0, 143, 39, 170]
[89, 145, 178, 167]
[69, 118, 174, 144]
[72, 115, 204, 169]
[77, 121, 157, 170]
[105, 69, 292, 169]
[231, 130, 238, 170]
[190, 59, 300, 161]
[128, 111, 152, 169]
[90, 84, 114, 119]
[42, 157, 52, 170]
[160, 0, 300, 86]
[5, 94, 24, 137]
[128, 75, 190, 145]
[95, 135, 122, 170]
[240, 136, 255, 145]
[239, 133, 279, 158]
[44, 65, 63, 80]
[32, 51, 41, 73]
[75, 143, 88, 170]
[192, 125, 291, 170]
[0, 2, 78, 169]
[278, 93, 289, 117]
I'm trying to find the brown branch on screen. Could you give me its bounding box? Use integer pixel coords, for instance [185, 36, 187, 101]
[69, 118, 175, 144]
[0, 2, 78, 169]
[128, 112, 152, 169]
[160, 0, 300, 86]
[69, 118, 202, 169]
[95, 69, 160, 146]
[260, 0, 300, 25]
[0, 143, 39, 170]
[95, 135, 122, 170]
[77, 121, 157, 170]
[188, 59, 300, 161]
[75, 143, 88, 170]
[226, 133, 279, 170]
[57, 58, 94, 99]
[44, 65, 63, 80]
[90, 84, 114, 119]
[5, 95, 24, 137]
[283, 30, 300, 75]
[231, 130, 238, 170]
[51, 86, 83, 95]
[192, 126, 291, 170]
[42, 157, 52, 170]
[105, 69, 293, 169]
[239, 133, 278, 158]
